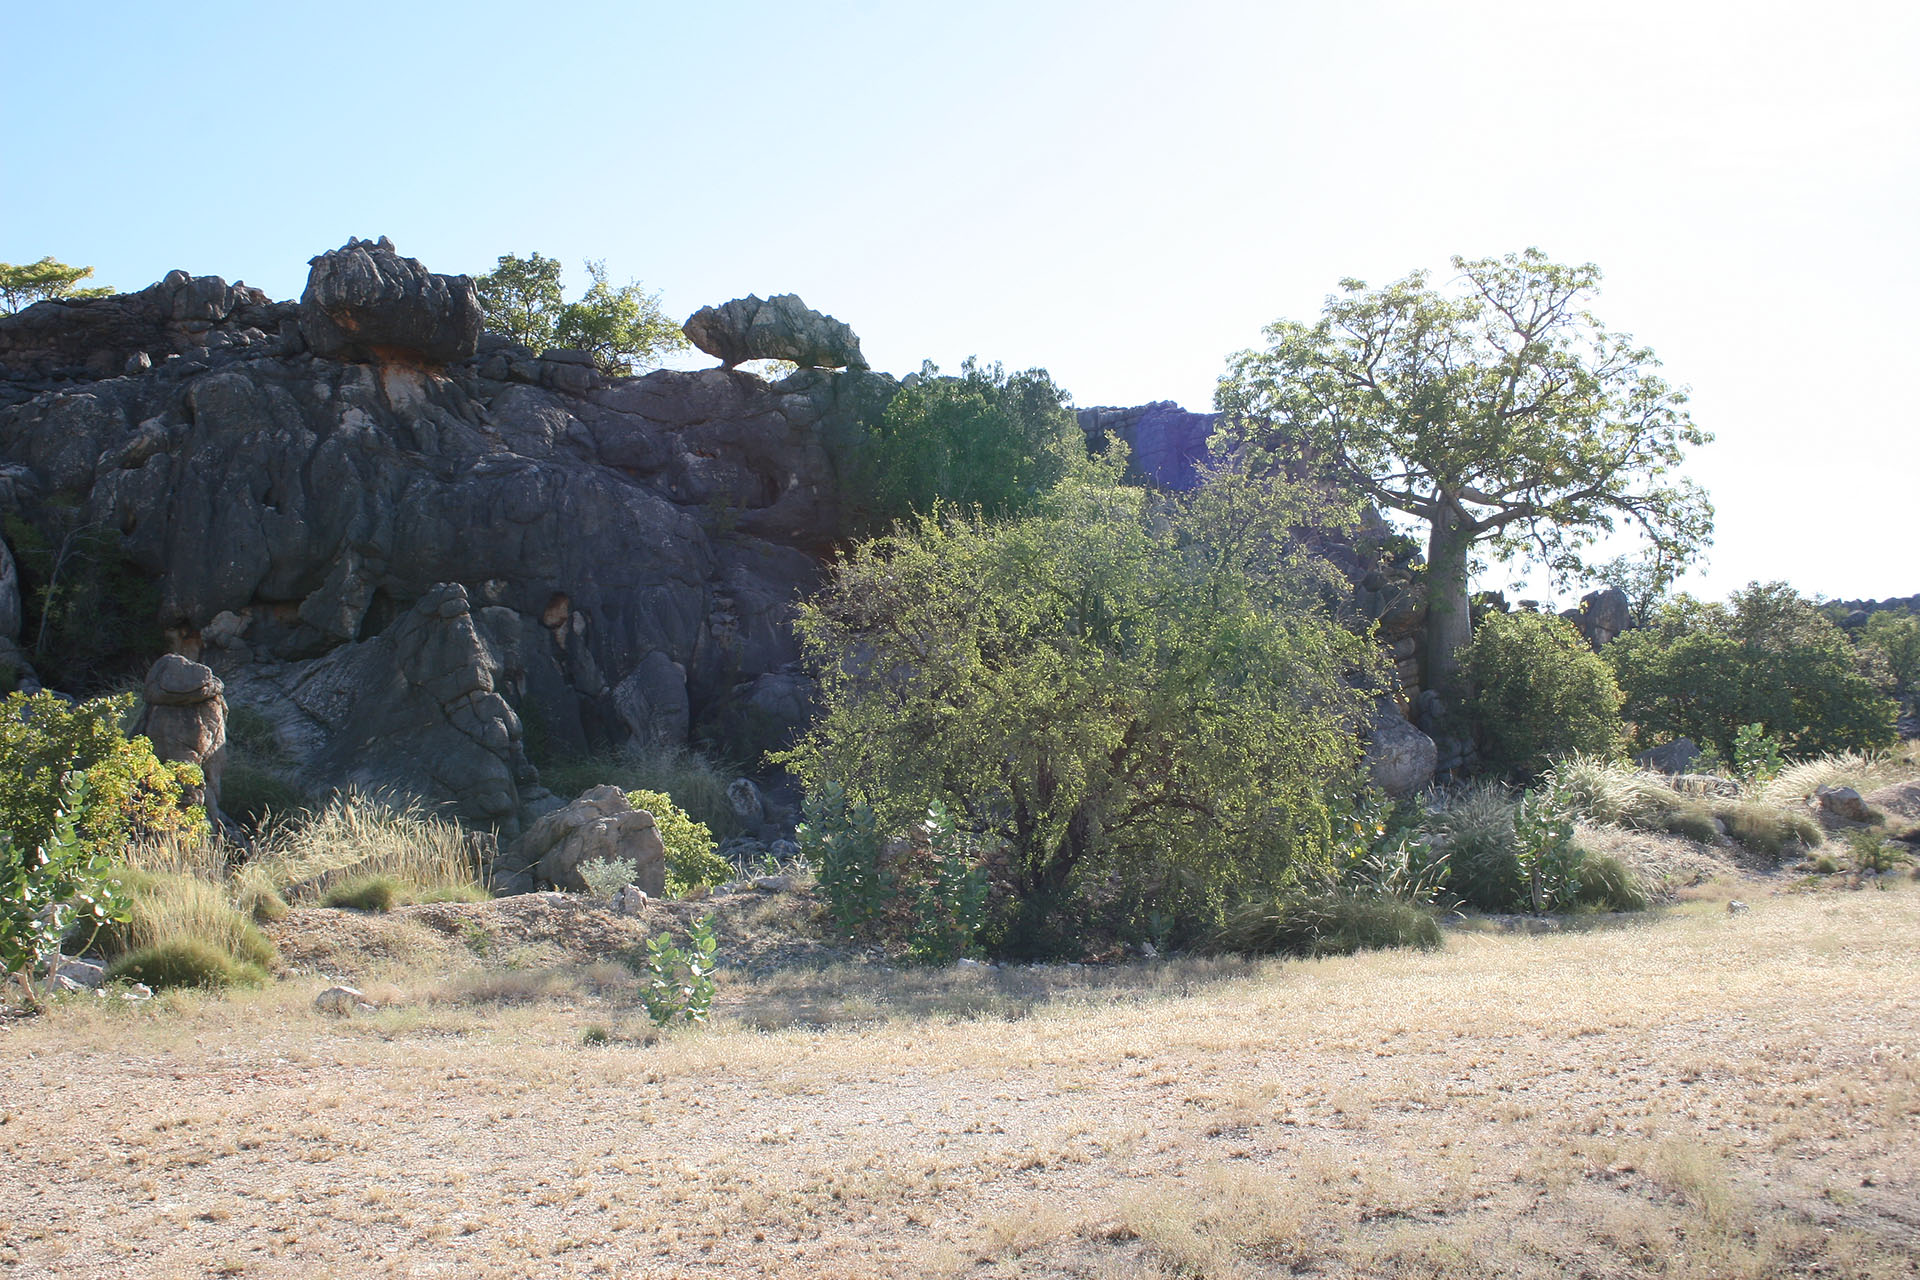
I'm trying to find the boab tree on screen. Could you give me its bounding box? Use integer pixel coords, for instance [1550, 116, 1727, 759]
[1215, 249, 1712, 696]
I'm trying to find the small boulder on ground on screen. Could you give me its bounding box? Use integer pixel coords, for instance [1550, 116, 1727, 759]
[1365, 700, 1437, 797]
[1816, 785, 1874, 823]
[313, 985, 377, 1015]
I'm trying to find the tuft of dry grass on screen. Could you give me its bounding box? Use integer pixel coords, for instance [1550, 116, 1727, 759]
[1759, 749, 1908, 806]
[254, 790, 490, 904]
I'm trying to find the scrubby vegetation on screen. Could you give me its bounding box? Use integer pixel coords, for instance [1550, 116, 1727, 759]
[1459, 610, 1624, 779]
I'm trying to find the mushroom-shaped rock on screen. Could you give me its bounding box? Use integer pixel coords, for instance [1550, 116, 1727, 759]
[137, 654, 228, 817]
[299, 236, 482, 364]
[683, 293, 867, 370]
[510, 785, 667, 895]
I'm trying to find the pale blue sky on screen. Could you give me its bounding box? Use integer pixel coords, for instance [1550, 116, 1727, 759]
[5, 0, 1915, 603]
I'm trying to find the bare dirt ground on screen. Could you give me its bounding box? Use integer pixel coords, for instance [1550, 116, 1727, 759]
[2, 873, 1917, 1277]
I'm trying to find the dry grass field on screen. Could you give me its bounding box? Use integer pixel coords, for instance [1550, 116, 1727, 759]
[2, 871, 1917, 1280]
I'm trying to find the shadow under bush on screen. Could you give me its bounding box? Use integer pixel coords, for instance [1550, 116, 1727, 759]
[1212, 893, 1442, 957]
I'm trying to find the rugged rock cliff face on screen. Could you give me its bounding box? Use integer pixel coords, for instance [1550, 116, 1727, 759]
[0, 239, 894, 832]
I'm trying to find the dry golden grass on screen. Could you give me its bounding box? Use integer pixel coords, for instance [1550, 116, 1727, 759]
[3, 882, 1917, 1278]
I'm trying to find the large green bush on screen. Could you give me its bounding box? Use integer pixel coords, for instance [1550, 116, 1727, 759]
[849, 358, 1082, 529]
[626, 788, 730, 896]
[1607, 582, 1895, 759]
[781, 457, 1378, 955]
[1459, 610, 1624, 779]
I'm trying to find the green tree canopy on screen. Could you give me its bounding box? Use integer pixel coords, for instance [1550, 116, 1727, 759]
[778, 453, 1379, 953]
[1214, 249, 1713, 697]
[0, 257, 114, 314]
[472, 253, 686, 376]
[1606, 582, 1896, 759]
[851, 358, 1082, 529]
[1459, 609, 1625, 779]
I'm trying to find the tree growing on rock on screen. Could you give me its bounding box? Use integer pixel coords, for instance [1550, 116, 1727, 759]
[0, 258, 114, 314]
[1214, 249, 1713, 696]
[473, 252, 685, 375]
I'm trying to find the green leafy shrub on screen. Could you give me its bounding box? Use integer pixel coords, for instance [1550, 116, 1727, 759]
[892, 803, 991, 964]
[577, 856, 637, 899]
[0, 691, 205, 861]
[1573, 854, 1649, 912]
[1212, 892, 1442, 957]
[1608, 582, 1896, 759]
[1714, 802, 1822, 858]
[626, 789, 728, 896]
[322, 873, 399, 912]
[1458, 610, 1625, 780]
[640, 915, 717, 1026]
[847, 357, 1082, 529]
[1514, 782, 1585, 913]
[2, 779, 128, 993]
[105, 939, 267, 990]
[1432, 784, 1523, 911]
[798, 783, 889, 939]
[1730, 723, 1785, 785]
[1846, 829, 1910, 875]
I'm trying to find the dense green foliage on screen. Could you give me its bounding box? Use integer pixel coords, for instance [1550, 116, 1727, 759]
[781, 456, 1378, 953]
[473, 252, 686, 375]
[1860, 610, 1920, 698]
[625, 788, 729, 895]
[1, 779, 127, 990]
[0, 257, 113, 313]
[1212, 891, 1442, 957]
[1459, 611, 1625, 779]
[0, 692, 204, 862]
[1215, 249, 1712, 693]
[640, 915, 717, 1026]
[851, 358, 1081, 529]
[1606, 582, 1896, 759]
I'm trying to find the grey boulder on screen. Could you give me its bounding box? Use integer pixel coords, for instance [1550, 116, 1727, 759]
[299, 236, 481, 365]
[1635, 738, 1701, 775]
[683, 294, 867, 370]
[509, 785, 666, 894]
[137, 654, 228, 817]
[1365, 700, 1437, 797]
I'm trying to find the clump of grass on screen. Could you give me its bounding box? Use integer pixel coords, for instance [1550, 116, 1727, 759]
[1663, 801, 1723, 844]
[1758, 750, 1898, 806]
[1573, 853, 1649, 912]
[581, 1024, 612, 1046]
[1714, 801, 1823, 858]
[105, 939, 268, 990]
[232, 865, 289, 923]
[1550, 754, 1677, 828]
[89, 867, 278, 972]
[1431, 783, 1522, 910]
[321, 873, 400, 912]
[256, 790, 490, 905]
[1213, 893, 1442, 957]
[1811, 851, 1842, 874]
[1847, 829, 1911, 875]
[539, 742, 742, 838]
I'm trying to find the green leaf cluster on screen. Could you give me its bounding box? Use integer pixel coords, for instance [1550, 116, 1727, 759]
[1458, 610, 1625, 780]
[1606, 582, 1896, 759]
[0, 257, 113, 314]
[639, 915, 717, 1026]
[1, 778, 128, 990]
[625, 788, 728, 896]
[850, 358, 1081, 530]
[780, 455, 1378, 952]
[1859, 610, 1920, 698]
[473, 253, 687, 376]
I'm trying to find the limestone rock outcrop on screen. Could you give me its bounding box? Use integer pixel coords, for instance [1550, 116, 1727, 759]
[683, 294, 867, 370]
[137, 654, 228, 816]
[299, 237, 482, 365]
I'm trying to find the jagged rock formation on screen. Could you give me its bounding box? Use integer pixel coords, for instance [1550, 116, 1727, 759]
[1077, 401, 1219, 490]
[683, 294, 867, 370]
[1561, 586, 1633, 648]
[137, 654, 228, 816]
[0, 240, 900, 831]
[298, 237, 482, 365]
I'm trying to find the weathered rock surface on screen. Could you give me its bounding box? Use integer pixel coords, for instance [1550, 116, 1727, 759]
[1365, 699, 1438, 797]
[314, 985, 377, 1015]
[683, 294, 867, 370]
[1078, 401, 1219, 491]
[503, 785, 667, 894]
[0, 247, 908, 829]
[298, 237, 481, 365]
[1817, 784, 1874, 823]
[1635, 738, 1701, 775]
[137, 654, 228, 816]
[1562, 586, 1633, 648]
